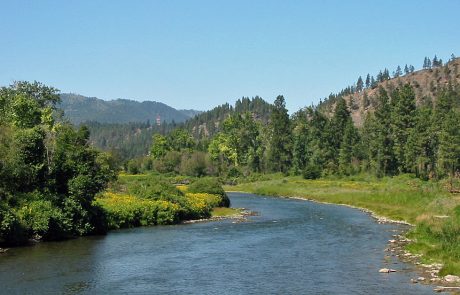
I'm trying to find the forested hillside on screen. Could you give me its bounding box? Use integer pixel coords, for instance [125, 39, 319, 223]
[84, 96, 272, 161]
[59, 93, 201, 124]
[319, 55, 460, 126]
[183, 96, 271, 138]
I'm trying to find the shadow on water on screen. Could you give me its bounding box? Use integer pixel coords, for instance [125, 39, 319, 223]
[0, 193, 435, 294]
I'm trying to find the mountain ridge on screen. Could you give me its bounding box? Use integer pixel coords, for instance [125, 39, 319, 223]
[59, 93, 202, 124]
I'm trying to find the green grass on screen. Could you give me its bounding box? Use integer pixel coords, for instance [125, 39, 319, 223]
[226, 174, 460, 275]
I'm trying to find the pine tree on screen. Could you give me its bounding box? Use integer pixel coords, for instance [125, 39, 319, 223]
[404, 64, 409, 75]
[405, 107, 436, 179]
[372, 88, 396, 176]
[268, 95, 292, 173]
[365, 74, 371, 88]
[356, 76, 364, 92]
[433, 55, 439, 67]
[383, 68, 390, 80]
[427, 58, 432, 69]
[409, 65, 415, 73]
[338, 120, 360, 175]
[438, 110, 460, 190]
[292, 109, 310, 174]
[371, 76, 377, 88]
[395, 65, 402, 77]
[391, 84, 417, 172]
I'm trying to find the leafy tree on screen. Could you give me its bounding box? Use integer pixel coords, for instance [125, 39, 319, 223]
[150, 134, 169, 159]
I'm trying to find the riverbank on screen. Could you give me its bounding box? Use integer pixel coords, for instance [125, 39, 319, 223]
[225, 174, 460, 282]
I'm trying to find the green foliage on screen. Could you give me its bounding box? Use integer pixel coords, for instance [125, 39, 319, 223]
[94, 193, 180, 229]
[150, 134, 168, 159]
[0, 81, 115, 245]
[122, 174, 185, 202]
[188, 178, 230, 207]
[0, 204, 27, 246]
[180, 151, 215, 177]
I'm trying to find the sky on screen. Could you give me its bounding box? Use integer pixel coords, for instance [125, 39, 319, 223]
[1, 1, 459, 112]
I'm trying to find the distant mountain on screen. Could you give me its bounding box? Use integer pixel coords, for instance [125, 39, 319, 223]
[58, 93, 201, 124]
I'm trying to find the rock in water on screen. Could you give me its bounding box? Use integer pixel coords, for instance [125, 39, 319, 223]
[379, 268, 397, 273]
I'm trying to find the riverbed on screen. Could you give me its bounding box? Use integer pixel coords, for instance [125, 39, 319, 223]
[0, 193, 434, 294]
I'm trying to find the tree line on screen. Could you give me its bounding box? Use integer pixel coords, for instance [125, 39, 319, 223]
[148, 83, 460, 188]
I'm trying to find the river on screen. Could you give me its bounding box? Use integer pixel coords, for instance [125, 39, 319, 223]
[0, 193, 435, 294]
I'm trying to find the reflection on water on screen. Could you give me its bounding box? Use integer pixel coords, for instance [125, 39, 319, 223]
[0, 193, 434, 294]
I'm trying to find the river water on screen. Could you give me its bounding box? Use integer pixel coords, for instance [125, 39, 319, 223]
[0, 193, 435, 294]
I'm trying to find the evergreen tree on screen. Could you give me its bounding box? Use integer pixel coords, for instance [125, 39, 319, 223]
[391, 84, 417, 172]
[404, 64, 409, 75]
[370, 76, 377, 88]
[338, 120, 360, 175]
[405, 107, 436, 179]
[383, 68, 390, 80]
[365, 74, 371, 88]
[432, 55, 439, 67]
[394, 65, 402, 77]
[370, 88, 396, 176]
[437, 110, 460, 190]
[356, 76, 364, 92]
[268, 95, 292, 173]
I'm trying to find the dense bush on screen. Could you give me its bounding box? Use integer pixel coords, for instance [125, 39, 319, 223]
[0, 204, 27, 246]
[94, 193, 180, 229]
[187, 178, 230, 207]
[0, 82, 116, 246]
[125, 175, 184, 201]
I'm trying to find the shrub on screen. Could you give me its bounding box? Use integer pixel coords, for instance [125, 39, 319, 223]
[0, 204, 27, 246]
[94, 193, 180, 229]
[182, 193, 221, 219]
[127, 175, 184, 201]
[17, 200, 71, 241]
[188, 178, 230, 207]
[303, 163, 322, 180]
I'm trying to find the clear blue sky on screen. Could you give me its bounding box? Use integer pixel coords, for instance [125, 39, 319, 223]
[1, 1, 459, 112]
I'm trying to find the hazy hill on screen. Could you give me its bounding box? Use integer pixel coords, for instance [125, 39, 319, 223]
[320, 58, 460, 126]
[59, 93, 202, 124]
